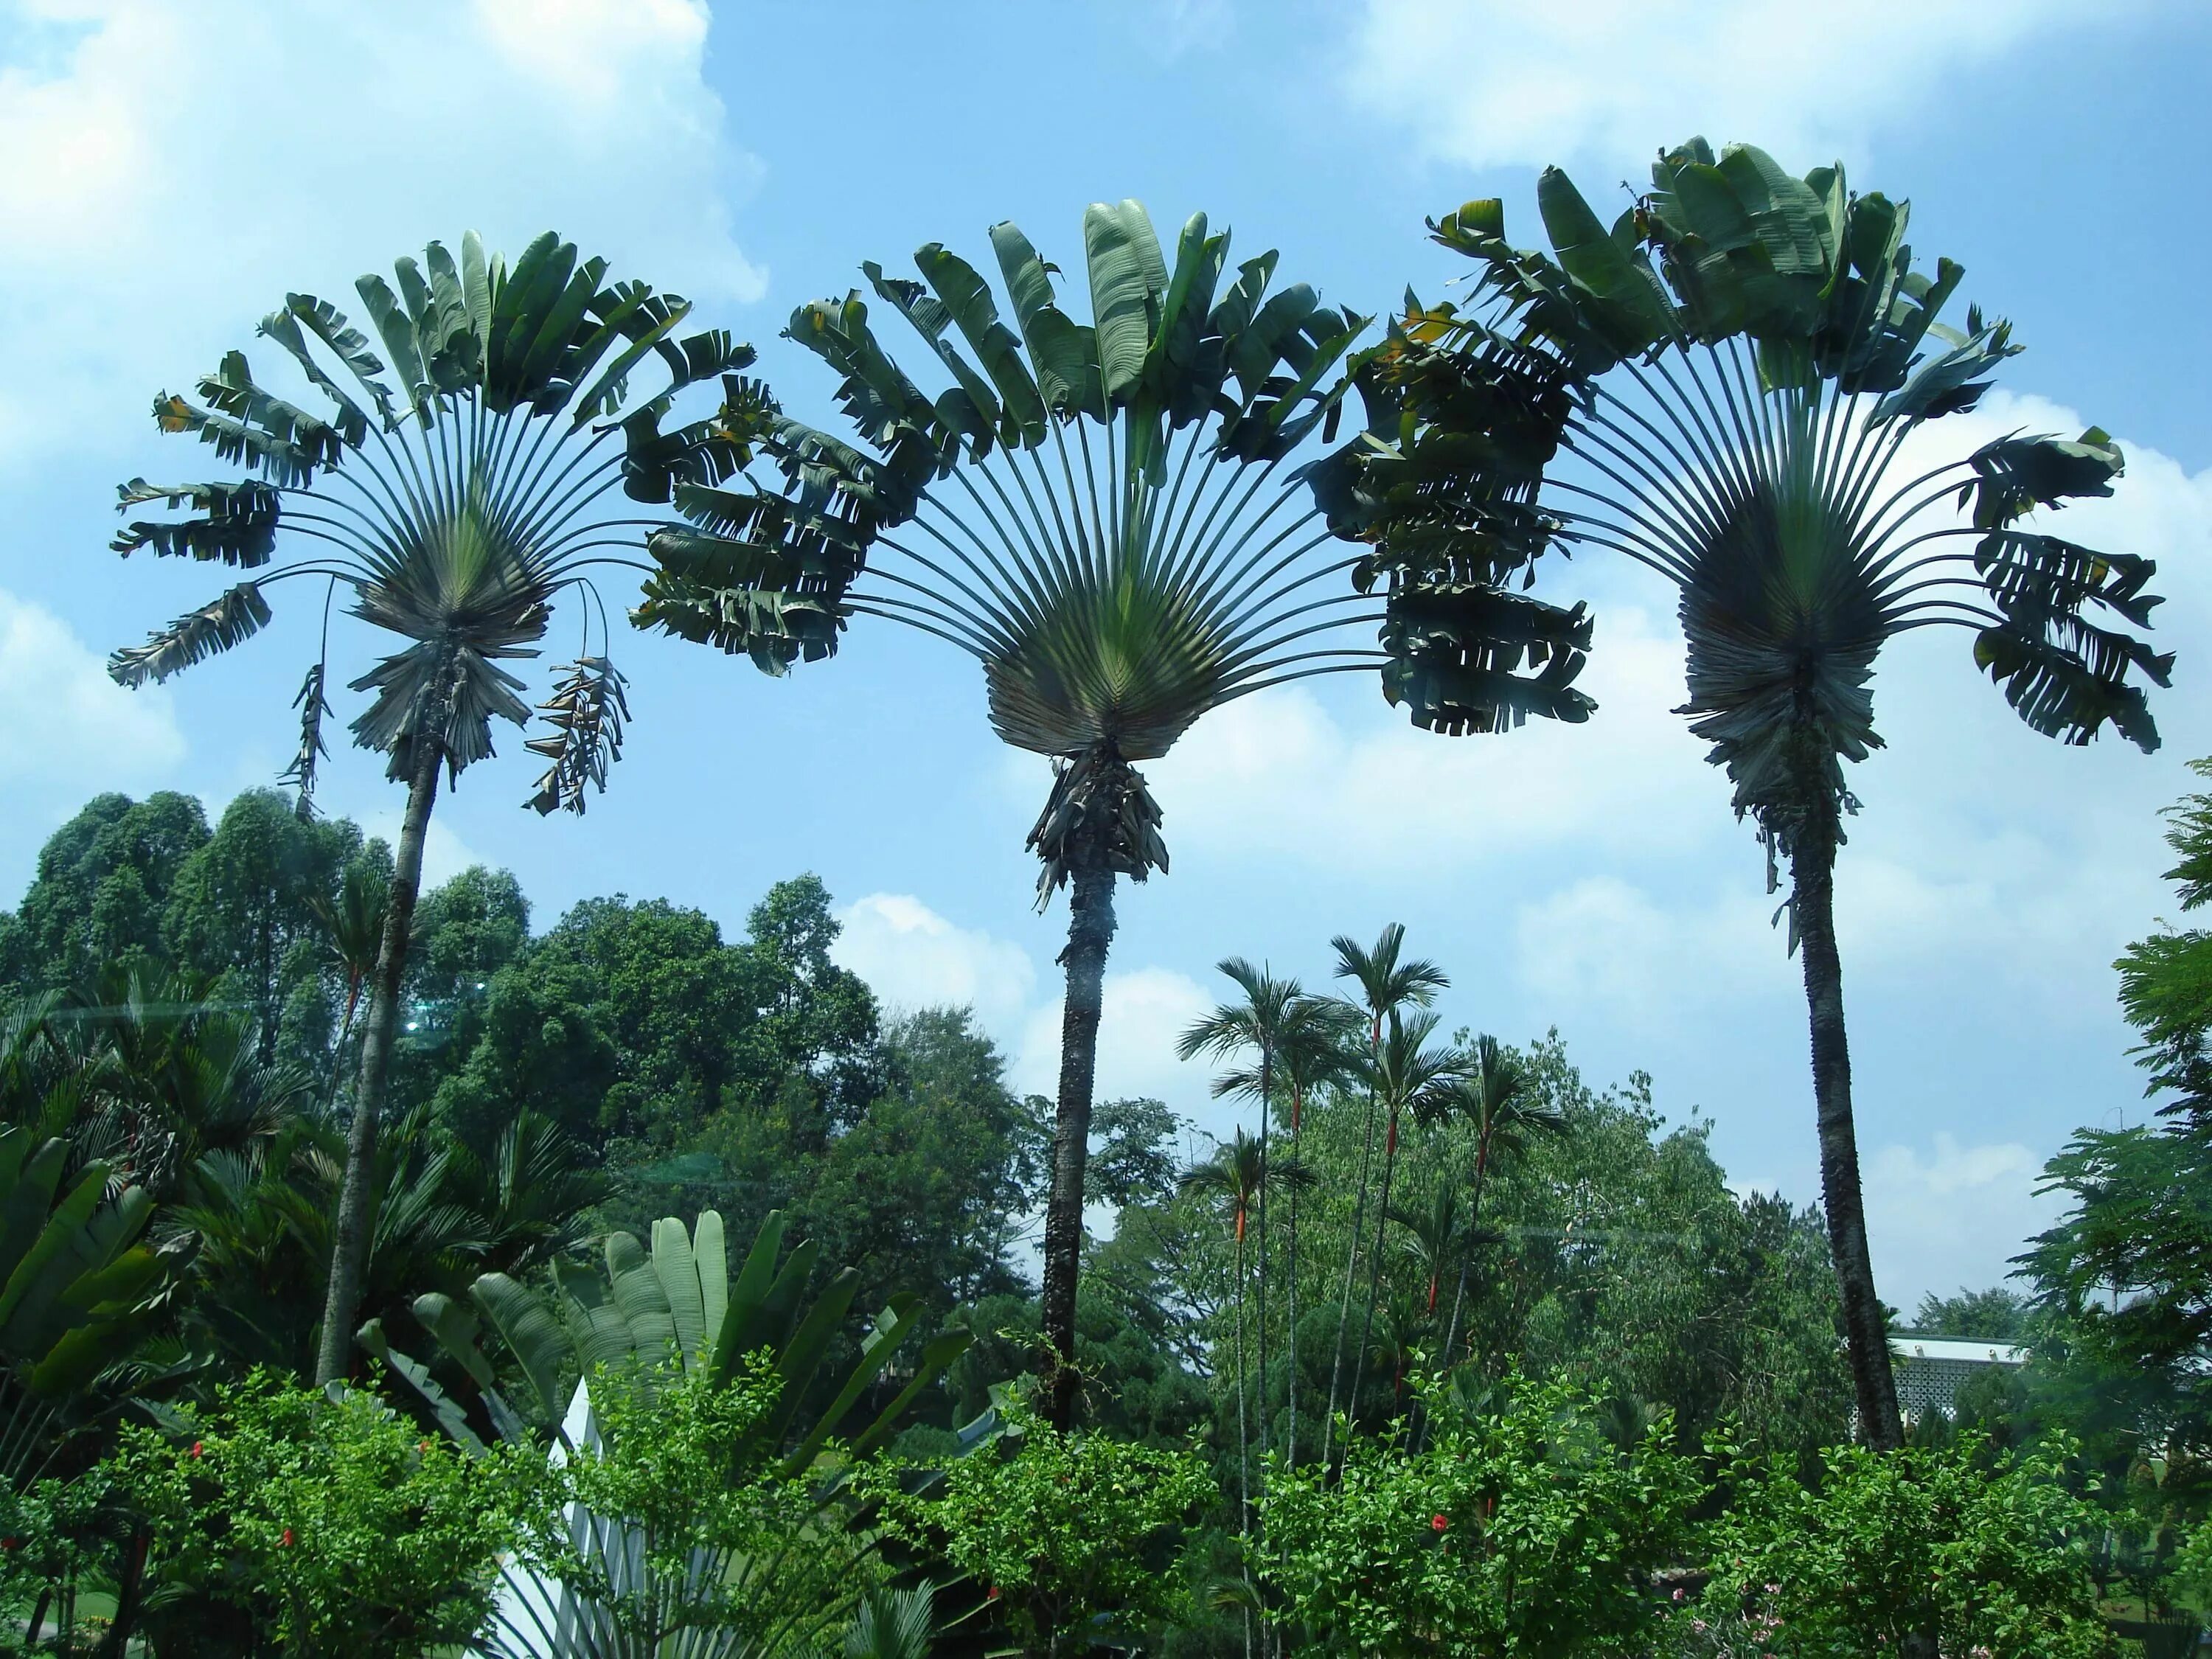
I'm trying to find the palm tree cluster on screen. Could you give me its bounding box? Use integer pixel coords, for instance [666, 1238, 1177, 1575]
[1172, 929, 1568, 1654]
[100, 139, 2171, 1454]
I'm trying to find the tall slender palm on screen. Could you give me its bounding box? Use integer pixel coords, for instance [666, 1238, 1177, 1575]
[1179, 1127, 1312, 1641]
[639, 204, 1411, 1426]
[108, 232, 756, 1382]
[1342, 1009, 1464, 1434]
[1338, 142, 2171, 1449]
[1320, 925, 1447, 1467]
[1270, 997, 1358, 1467]
[1425, 1034, 1563, 1368]
[1178, 958, 1307, 1467]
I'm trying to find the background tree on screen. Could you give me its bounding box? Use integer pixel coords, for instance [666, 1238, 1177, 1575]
[1332, 140, 2171, 1450]
[162, 787, 361, 1069]
[635, 203, 1443, 1425]
[1424, 1033, 1562, 1370]
[0, 792, 210, 993]
[1908, 1287, 2031, 1340]
[107, 231, 761, 1385]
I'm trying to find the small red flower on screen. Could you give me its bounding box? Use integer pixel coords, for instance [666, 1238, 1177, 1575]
[986, 1586, 1001, 1601]
[189, 1441, 204, 1458]
[1, 1538, 18, 1551]
[279, 1528, 293, 1548]
[1430, 1514, 1449, 1533]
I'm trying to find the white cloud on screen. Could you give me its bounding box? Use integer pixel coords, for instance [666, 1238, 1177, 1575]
[1345, 0, 2143, 176]
[832, 892, 1036, 1030]
[0, 0, 763, 471]
[1142, 599, 1714, 866]
[1863, 1133, 2058, 1307]
[1015, 965, 1216, 1113]
[0, 586, 184, 788]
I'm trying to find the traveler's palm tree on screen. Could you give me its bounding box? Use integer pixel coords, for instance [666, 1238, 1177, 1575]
[1179, 1130, 1313, 1553]
[1335, 141, 2172, 1448]
[1321, 925, 1447, 1463]
[638, 203, 1415, 1425]
[108, 232, 757, 1382]
[1420, 1034, 1562, 1367]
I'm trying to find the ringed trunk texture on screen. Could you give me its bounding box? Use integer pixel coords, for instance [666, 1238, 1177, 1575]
[1040, 860, 1117, 1430]
[1792, 829, 1905, 1453]
[313, 738, 442, 1385]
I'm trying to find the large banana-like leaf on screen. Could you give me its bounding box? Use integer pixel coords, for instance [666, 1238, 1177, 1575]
[375, 1209, 967, 1455]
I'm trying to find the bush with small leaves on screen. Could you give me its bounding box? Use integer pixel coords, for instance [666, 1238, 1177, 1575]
[111, 1371, 538, 1658]
[1256, 1374, 1703, 1658]
[858, 1397, 1216, 1658]
[1688, 1433, 2116, 1658]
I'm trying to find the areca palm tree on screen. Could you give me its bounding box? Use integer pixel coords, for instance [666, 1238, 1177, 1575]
[1179, 1127, 1312, 1617]
[1340, 1008, 1464, 1439]
[1320, 925, 1447, 1467]
[1422, 1034, 1562, 1369]
[1178, 958, 1333, 1467]
[1334, 140, 2172, 1449]
[638, 204, 1411, 1425]
[107, 232, 757, 1383]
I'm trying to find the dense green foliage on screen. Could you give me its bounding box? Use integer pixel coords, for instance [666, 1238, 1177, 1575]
[863, 1399, 1216, 1657]
[1691, 1436, 2115, 1658]
[114, 1374, 533, 1657]
[1259, 1376, 1701, 1658]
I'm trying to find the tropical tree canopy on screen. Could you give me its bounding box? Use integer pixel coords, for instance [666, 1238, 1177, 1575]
[108, 229, 759, 813]
[1319, 138, 2170, 850]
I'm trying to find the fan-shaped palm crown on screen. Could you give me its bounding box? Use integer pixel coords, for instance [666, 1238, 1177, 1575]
[110, 231, 759, 813]
[635, 201, 1400, 891]
[1326, 139, 2171, 853]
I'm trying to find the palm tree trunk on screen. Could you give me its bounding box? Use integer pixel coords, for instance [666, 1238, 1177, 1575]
[1285, 1085, 1302, 1470]
[313, 735, 441, 1385]
[1232, 1222, 1251, 1561]
[1349, 1100, 1404, 1429]
[1040, 860, 1116, 1431]
[1320, 1063, 1381, 1470]
[1792, 828, 1905, 1453]
[1439, 1140, 1491, 1378]
[1253, 1051, 1270, 1465]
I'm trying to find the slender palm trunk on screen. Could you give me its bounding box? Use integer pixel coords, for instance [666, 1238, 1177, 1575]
[1040, 860, 1116, 1430]
[1349, 1098, 1404, 1427]
[1231, 1217, 1251, 1573]
[1253, 1051, 1271, 1464]
[1792, 828, 1905, 1453]
[1439, 1138, 1491, 1376]
[1321, 1049, 1382, 1470]
[313, 736, 441, 1385]
[1285, 1085, 1303, 1469]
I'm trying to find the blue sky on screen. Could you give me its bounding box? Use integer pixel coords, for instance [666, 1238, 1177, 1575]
[1, 0, 2208, 1307]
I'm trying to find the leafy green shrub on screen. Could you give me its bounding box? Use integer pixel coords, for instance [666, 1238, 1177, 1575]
[515, 1358, 862, 1655]
[1687, 1433, 2116, 1658]
[859, 1398, 1216, 1657]
[1256, 1375, 1703, 1658]
[111, 1371, 535, 1657]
